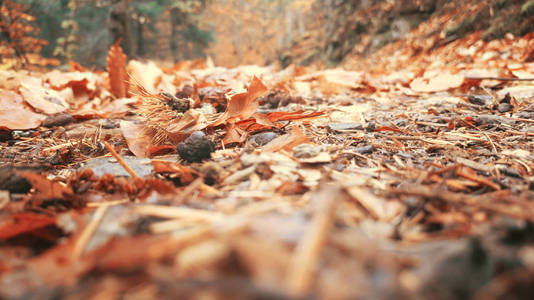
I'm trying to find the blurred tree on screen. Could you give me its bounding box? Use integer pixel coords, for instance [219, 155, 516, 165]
[2, 0, 214, 67]
[0, 0, 48, 68]
[109, 0, 132, 57]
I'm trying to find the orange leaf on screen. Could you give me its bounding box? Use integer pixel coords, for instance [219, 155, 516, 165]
[0, 89, 45, 130]
[19, 78, 69, 114]
[410, 71, 464, 92]
[120, 120, 152, 158]
[107, 41, 129, 98]
[18, 171, 73, 199]
[212, 76, 268, 126]
[0, 212, 56, 240]
[262, 126, 309, 152]
[223, 123, 248, 145]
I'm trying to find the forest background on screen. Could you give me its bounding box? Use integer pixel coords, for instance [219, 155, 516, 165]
[1, 0, 534, 70]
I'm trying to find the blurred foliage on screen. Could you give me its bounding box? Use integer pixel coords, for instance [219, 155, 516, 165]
[0, 0, 51, 68]
[1, 0, 213, 68]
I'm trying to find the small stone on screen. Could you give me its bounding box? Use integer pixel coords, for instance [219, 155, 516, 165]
[0, 167, 31, 194]
[355, 144, 374, 154]
[250, 132, 278, 146]
[498, 103, 513, 113]
[467, 95, 490, 106]
[327, 122, 364, 132]
[177, 131, 215, 163]
[293, 143, 321, 159]
[42, 113, 73, 128]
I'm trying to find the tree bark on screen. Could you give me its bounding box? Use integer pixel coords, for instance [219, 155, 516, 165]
[108, 0, 132, 57]
[170, 7, 182, 63]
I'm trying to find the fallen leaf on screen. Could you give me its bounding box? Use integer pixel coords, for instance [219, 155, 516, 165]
[19, 78, 69, 114]
[107, 41, 129, 98]
[410, 71, 464, 92]
[18, 172, 73, 199]
[262, 126, 309, 152]
[0, 89, 45, 130]
[0, 213, 57, 240]
[43, 70, 97, 97]
[128, 60, 163, 94]
[120, 120, 152, 158]
[212, 76, 268, 126]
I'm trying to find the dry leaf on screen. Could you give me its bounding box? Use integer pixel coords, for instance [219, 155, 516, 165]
[120, 120, 152, 158]
[107, 41, 129, 98]
[19, 78, 69, 114]
[212, 76, 268, 126]
[410, 71, 464, 92]
[0, 89, 45, 130]
[262, 126, 309, 152]
[18, 172, 73, 199]
[128, 60, 163, 94]
[0, 213, 57, 240]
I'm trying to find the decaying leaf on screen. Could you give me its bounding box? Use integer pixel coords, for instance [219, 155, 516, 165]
[19, 79, 69, 114]
[212, 76, 268, 126]
[410, 71, 464, 92]
[0, 89, 45, 129]
[107, 41, 129, 98]
[120, 120, 152, 158]
[262, 126, 309, 152]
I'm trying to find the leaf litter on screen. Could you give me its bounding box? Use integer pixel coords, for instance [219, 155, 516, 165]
[0, 36, 534, 299]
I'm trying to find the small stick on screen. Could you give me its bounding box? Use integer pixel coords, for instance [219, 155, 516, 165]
[482, 132, 498, 153]
[286, 185, 340, 297]
[465, 76, 534, 81]
[103, 141, 139, 178]
[73, 205, 108, 260]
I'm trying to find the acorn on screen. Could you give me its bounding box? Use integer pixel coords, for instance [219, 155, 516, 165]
[177, 131, 215, 163]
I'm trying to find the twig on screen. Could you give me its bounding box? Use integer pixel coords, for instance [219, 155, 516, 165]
[73, 205, 108, 260]
[103, 141, 139, 178]
[482, 132, 498, 153]
[134, 204, 224, 222]
[465, 76, 534, 81]
[286, 185, 341, 297]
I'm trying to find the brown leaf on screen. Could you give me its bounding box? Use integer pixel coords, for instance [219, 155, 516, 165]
[107, 41, 129, 98]
[18, 172, 73, 199]
[120, 120, 152, 158]
[43, 70, 97, 98]
[223, 123, 248, 145]
[0, 89, 45, 130]
[262, 126, 309, 152]
[19, 78, 69, 114]
[212, 76, 268, 126]
[410, 71, 464, 92]
[0, 212, 57, 240]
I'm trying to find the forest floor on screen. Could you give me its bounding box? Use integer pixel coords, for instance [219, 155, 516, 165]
[1, 29, 534, 299]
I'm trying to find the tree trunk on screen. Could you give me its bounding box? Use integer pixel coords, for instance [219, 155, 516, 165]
[108, 0, 132, 57]
[136, 18, 144, 57]
[170, 7, 181, 63]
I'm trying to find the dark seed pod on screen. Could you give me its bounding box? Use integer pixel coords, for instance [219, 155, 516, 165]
[177, 131, 215, 163]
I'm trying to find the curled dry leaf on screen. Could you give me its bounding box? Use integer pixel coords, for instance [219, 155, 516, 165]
[262, 126, 310, 152]
[18, 171, 73, 199]
[120, 120, 152, 158]
[19, 78, 69, 114]
[43, 70, 97, 98]
[410, 71, 464, 92]
[212, 76, 268, 126]
[0, 213, 57, 240]
[0, 89, 45, 130]
[107, 41, 129, 98]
